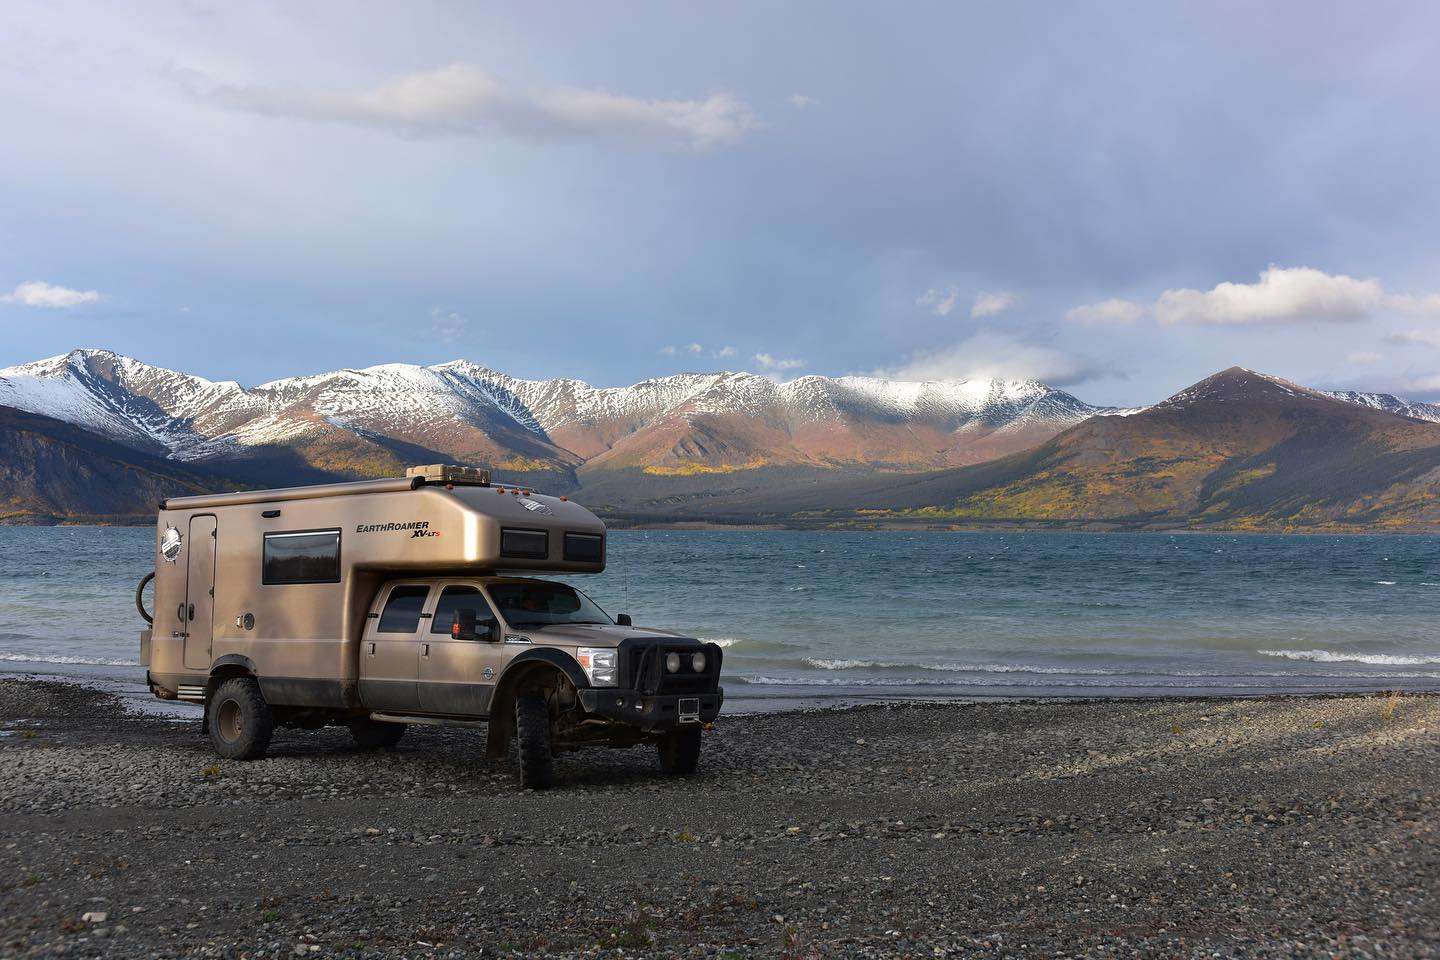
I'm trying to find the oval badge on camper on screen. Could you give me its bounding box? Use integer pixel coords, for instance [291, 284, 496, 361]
[160, 526, 184, 563]
[520, 498, 553, 516]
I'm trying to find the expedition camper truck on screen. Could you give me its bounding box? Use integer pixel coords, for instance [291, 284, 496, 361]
[136, 465, 723, 787]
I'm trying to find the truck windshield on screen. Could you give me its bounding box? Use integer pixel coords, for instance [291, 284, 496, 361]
[488, 582, 613, 628]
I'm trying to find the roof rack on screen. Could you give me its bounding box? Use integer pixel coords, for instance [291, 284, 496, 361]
[405, 464, 492, 486]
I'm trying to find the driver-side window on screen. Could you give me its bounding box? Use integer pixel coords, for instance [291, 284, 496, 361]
[431, 585, 497, 635]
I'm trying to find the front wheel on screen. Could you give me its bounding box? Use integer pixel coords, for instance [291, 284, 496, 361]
[349, 718, 406, 750]
[207, 677, 274, 761]
[657, 726, 702, 776]
[514, 691, 556, 789]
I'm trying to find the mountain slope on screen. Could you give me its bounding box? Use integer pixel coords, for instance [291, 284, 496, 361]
[0, 405, 232, 522]
[0, 350, 1115, 481]
[804, 369, 1440, 530]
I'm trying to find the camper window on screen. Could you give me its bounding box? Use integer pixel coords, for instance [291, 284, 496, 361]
[262, 530, 341, 585]
[500, 528, 549, 559]
[377, 585, 430, 633]
[431, 586, 496, 635]
[563, 532, 604, 563]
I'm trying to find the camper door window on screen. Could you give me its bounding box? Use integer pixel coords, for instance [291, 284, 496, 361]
[377, 585, 430, 633]
[262, 530, 341, 585]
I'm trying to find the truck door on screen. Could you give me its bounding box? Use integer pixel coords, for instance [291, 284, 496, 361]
[419, 584, 503, 716]
[181, 515, 217, 670]
[359, 583, 428, 713]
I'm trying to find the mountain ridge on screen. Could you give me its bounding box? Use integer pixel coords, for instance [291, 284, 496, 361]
[5, 353, 1440, 529]
[0, 349, 1128, 477]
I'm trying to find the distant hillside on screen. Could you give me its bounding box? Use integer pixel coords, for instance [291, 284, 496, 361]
[4, 352, 1440, 530]
[0, 406, 232, 523]
[0, 349, 1118, 488]
[722, 369, 1440, 531]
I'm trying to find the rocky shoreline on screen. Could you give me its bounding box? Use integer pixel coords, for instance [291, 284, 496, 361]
[0, 679, 1435, 958]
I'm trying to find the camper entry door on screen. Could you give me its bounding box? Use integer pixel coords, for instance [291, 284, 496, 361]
[182, 515, 217, 670]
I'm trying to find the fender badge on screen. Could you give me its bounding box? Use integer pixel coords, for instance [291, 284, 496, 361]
[482, 667, 495, 679]
[160, 526, 183, 563]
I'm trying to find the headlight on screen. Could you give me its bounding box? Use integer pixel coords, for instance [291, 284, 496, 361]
[665, 652, 681, 673]
[691, 651, 707, 673]
[576, 647, 617, 687]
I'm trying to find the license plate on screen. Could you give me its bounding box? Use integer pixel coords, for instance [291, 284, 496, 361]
[679, 698, 700, 721]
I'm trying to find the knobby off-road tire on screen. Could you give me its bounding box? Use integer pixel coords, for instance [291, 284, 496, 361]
[207, 677, 274, 761]
[657, 725, 702, 776]
[514, 691, 556, 789]
[349, 718, 406, 750]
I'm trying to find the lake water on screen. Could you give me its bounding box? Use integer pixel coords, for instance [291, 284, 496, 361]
[2, 527, 1439, 708]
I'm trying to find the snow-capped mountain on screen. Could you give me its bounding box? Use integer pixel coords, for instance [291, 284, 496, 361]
[0, 349, 1125, 475]
[1319, 390, 1440, 424]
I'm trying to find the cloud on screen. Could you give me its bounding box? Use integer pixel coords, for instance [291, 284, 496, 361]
[428, 307, 467, 343]
[1, 280, 102, 308]
[1065, 297, 1144, 326]
[970, 291, 1017, 318]
[787, 93, 817, 110]
[686, 343, 704, 355]
[178, 63, 759, 151]
[916, 286, 961, 317]
[755, 352, 805, 371]
[1386, 329, 1440, 348]
[659, 344, 677, 356]
[1347, 351, 1384, 364]
[714, 345, 736, 358]
[1154, 266, 1389, 326]
[878, 330, 1109, 386]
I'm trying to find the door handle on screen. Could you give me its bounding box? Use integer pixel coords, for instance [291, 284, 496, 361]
[422, 643, 430, 658]
[177, 603, 186, 622]
[187, 603, 196, 621]
[368, 642, 376, 656]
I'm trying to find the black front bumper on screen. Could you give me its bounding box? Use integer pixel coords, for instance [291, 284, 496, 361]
[578, 687, 725, 731]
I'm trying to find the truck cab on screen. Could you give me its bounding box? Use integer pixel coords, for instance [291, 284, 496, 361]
[137, 465, 723, 787]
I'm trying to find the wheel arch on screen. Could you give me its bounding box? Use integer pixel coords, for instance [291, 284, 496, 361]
[207, 654, 258, 693]
[484, 650, 588, 759]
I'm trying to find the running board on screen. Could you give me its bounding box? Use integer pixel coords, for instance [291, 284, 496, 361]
[369, 712, 487, 727]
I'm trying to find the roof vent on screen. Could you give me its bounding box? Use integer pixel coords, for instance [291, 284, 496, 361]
[406, 464, 491, 486]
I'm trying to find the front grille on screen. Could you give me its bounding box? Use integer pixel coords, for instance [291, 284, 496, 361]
[617, 638, 723, 696]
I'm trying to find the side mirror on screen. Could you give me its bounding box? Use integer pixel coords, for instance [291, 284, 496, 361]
[616, 613, 633, 626]
[452, 608, 478, 641]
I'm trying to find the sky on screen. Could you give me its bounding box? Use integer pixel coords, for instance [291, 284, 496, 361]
[2, 1, 1439, 406]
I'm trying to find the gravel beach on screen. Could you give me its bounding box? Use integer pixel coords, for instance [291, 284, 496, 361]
[0, 679, 1435, 958]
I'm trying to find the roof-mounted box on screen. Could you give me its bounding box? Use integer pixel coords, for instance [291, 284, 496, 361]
[405, 464, 492, 486]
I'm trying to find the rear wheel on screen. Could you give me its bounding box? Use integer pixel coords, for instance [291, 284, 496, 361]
[207, 677, 274, 761]
[514, 691, 555, 789]
[349, 718, 406, 750]
[657, 725, 702, 776]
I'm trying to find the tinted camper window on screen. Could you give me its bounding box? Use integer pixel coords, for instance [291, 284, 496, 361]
[563, 532, 604, 563]
[500, 528, 548, 559]
[262, 530, 341, 584]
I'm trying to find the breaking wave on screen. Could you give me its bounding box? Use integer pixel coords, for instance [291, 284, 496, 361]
[1257, 649, 1440, 666]
[802, 657, 1116, 676]
[0, 653, 137, 667]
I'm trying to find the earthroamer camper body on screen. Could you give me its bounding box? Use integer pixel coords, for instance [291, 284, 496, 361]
[137, 465, 723, 787]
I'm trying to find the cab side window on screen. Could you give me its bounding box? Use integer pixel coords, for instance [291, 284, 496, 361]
[377, 585, 430, 633]
[432, 585, 496, 635]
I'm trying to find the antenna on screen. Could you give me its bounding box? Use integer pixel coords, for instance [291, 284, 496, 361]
[620, 532, 631, 611]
